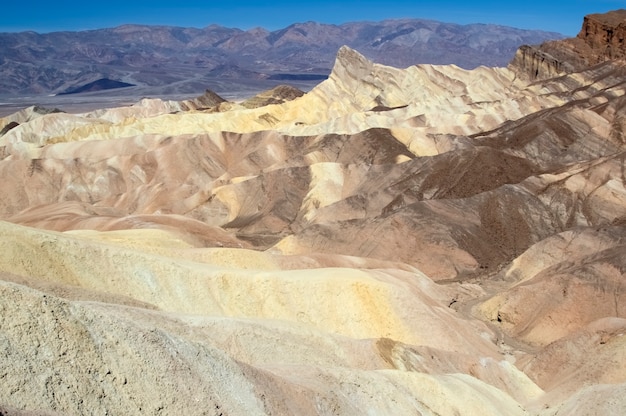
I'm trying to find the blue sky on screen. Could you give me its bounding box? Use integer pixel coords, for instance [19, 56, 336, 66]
[1, 0, 625, 35]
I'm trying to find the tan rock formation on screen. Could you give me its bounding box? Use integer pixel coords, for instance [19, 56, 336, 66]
[241, 85, 305, 109]
[508, 44, 575, 81]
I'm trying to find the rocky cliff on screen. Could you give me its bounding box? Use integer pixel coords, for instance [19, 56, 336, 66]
[508, 44, 574, 80]
[579, 9, 626, 61]
[510, 9, 626, 80]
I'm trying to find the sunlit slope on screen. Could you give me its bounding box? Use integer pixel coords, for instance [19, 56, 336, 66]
[0, 220, 542, 414]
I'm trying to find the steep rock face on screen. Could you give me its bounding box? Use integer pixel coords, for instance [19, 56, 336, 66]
[509, 9, 626, 80]
[508, 44, 575, 80]
[579, 9, 626, 61]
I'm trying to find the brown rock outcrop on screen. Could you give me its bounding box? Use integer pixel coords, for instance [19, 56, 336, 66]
[579, 9, 626, 61]
[509, 9, 626, 80]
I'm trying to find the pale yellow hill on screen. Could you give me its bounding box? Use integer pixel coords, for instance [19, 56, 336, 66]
[0, 220, 546, 414]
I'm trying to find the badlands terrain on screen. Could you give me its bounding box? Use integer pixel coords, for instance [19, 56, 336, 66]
[1, 10, 626, 416]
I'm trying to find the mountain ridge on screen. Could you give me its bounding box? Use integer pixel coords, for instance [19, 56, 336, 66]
[0, 19, 562, 95]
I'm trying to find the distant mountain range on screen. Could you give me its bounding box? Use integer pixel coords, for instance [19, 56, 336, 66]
[0, 20, 563, 95]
